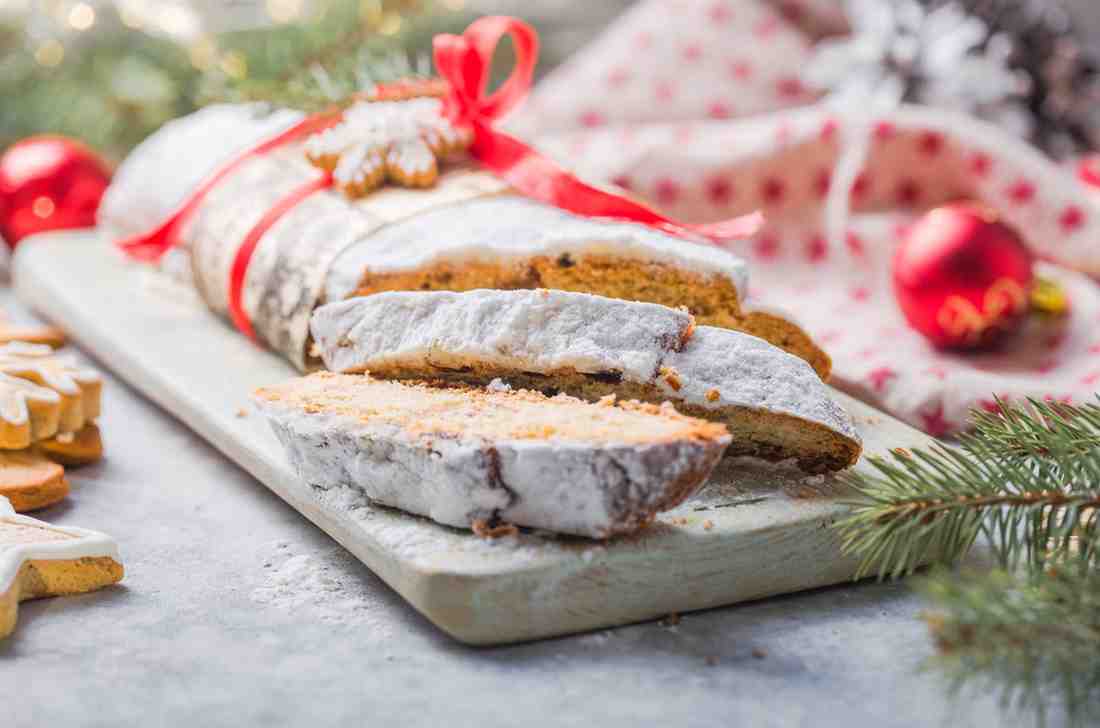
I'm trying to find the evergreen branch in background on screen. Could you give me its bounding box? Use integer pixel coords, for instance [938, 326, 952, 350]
[837, 398, 1100, 579]
[0, 15, 198, 160]
[0, 1, 483, 160]
[197, 1, 474, 111]
[921, 566, 1100, 727]
[970, 396, 1100, 461]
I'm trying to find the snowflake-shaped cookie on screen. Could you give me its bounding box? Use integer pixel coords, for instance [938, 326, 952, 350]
[304, 96, 473, 198]
[0, 343, 101, 435]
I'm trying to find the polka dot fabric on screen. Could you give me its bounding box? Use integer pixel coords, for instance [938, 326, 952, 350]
[508, 0, 1100, 436]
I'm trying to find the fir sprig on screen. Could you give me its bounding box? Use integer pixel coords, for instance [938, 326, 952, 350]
[838, 396, 1100, 724]
[197, 1, 468, 112]
[837, 398, 1100, 580]
[921, 566, 1100, 727]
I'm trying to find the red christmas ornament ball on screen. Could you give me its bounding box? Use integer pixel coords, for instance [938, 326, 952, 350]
[0, 135, 111, 248]
[893, 203, 1034, 350]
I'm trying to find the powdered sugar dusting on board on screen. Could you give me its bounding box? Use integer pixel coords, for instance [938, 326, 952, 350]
[250, 539, 393, 634]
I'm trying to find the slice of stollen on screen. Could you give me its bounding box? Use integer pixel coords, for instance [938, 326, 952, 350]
[311, 290, 862, 472]
[253, 372, 731, 538]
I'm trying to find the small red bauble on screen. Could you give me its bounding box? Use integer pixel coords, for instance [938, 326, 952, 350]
[0, 135, 111, 248]
[893, 202, 1034, 349]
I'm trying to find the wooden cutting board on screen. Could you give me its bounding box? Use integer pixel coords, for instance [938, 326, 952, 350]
[13, 232, 933, 645]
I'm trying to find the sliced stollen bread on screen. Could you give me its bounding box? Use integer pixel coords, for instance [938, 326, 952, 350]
[253, 372, 731, 538]
[324, 197, 831, 379]
[311, 290, 862, 472]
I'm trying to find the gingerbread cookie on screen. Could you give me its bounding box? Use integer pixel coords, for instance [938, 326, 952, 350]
[38, 423, 103, 467]
[0, 343, 101, 434]
[0, 372, 62, 450]
[0, 496, 122, 638]
[305, 97, 473, 198]
[0, 450, 68, 512]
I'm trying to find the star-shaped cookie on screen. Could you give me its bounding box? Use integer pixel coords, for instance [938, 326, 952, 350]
[304, 96, 473, 198]
[0, 343, 101, 436]
[1, 496, 122, 638]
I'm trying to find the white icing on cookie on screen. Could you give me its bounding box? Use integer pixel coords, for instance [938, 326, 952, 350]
[0, 373, 59, 428]
[0, 496, 121, 592]
[0, 343, 101, 397]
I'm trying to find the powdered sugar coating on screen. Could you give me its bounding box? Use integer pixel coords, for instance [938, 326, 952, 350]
[323, 196, 750, 302]
[312, 290, 692, 381]
[661, 327, 860, 443]
[312, 290, 859, 445]
[98, 103, 305, 237]
[253, 375, 729, 538]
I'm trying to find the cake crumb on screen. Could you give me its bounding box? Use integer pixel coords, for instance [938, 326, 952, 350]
[658, 366, 682, 391]
[751, 647, 767, 659]
[705, 388, 720, 402]
[891, 447, 912, 459]
[660, 612, 681, 627]
[471, 519, 519, 539]
[703, 519, 714, 531]
[236, 408, 249, 418]
[596, 393, 617, 407]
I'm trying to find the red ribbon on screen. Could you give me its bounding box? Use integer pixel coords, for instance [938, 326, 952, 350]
[432, 16, 763, 243]
[228, 173, 332, 339]
[117, 15, 762, 341]
[116, 113, 340, 262]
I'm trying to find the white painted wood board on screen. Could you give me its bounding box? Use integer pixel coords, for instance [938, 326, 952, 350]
[14, 231, 934, 645]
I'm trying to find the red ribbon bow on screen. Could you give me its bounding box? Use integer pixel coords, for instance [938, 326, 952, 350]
[116, 16, 762, 341]
[432, 16, 763, 242]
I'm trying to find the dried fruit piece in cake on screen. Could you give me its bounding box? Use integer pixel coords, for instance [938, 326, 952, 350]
[0, 343, 102, 434]
[0, 451, 68, 512]
[37, 423, 104, 467]
[311, 290, 861, 472]
[0, 496, 123, 638]
[323, 197, 831, 379]
[253, 372, 731, 538]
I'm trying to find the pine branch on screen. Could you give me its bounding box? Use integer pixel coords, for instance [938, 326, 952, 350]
[197, 1, 472, 111]
[970, 397, 1100, 461]
[921, 566, 1100, 727]
[837, 398, 1100, 579]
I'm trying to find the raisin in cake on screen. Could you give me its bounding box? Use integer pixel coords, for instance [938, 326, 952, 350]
[253, 372, 731, 538]
[312, 290, 861, 472]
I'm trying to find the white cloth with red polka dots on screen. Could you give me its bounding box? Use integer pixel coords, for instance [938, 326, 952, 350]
[504, 0, 1100, 436]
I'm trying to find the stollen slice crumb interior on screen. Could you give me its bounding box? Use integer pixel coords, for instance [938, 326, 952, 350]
[253, 372, 731, 538]
[311, 290, 861, 472]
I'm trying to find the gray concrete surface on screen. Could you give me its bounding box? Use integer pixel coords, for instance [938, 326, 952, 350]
[0, 288, 1050, 728]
